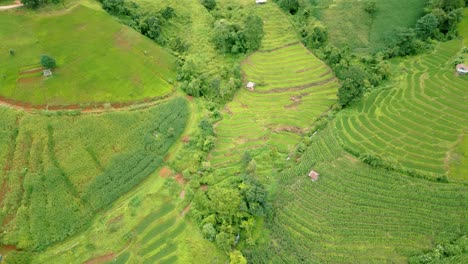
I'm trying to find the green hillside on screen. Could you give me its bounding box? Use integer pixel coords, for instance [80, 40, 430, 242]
[209, 3, 338, 184]
[318, 0, 426, 51]
[0, 98, 188, 251]
[0, 1, 466, 264]
[0, 4, 175, 106]
[245, 126, 467, 263]
[335, 40, 467, 180]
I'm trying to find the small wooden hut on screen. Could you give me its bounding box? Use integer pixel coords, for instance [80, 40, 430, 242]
[308, 170, 319, 182]
[246, 81, 256, 91]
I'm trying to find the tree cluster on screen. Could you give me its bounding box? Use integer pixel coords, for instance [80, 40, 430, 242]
[409, 235, 467, 264]
[177, 58, 242, 101]
[383, 0, 465, 57]
[22, 0, 63, 9]
[212, 14, 264, 54]
[100, 0, 176, 45]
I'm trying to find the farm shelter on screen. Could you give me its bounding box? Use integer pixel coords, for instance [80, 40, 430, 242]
[309, 170, 319, 182]
[43, 69, 52, 77]
[246, 81, 256, 91]
[456, 64, 468, 75]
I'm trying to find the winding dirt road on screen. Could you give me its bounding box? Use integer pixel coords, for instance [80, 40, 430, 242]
[0, 0, 23, 11]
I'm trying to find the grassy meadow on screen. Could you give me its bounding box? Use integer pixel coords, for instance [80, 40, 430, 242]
[318, 0, 426, 51]
[209, 3, 338, 185]
[0, 98, 188, 253]
[335, 40, 468, 180]
[245, 126, 467, 263]
[0, 4, 175, 106]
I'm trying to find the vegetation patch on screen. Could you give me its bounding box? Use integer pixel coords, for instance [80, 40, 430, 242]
[0, 4, 175, 106]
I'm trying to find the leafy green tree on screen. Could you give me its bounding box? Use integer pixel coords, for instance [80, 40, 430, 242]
[242, 15, 264, 51]
[161, 6, 175, 19]
[202, 223, 217, 241]
[415, 14, 439, 39]
[22, 0, 41, 9]
[276, 0, 299, 14]
[201, 0, 216, 10]
[138, 14, 163, 43]
[229, 250, 247, 264]
[215, 231, 233, 252]
[302, 26, 328, 49]
[364, 0, 377, 15]
[337, 66, 367, 107]
[212, 19, 243, 54]
[102, 0, 125, 15]
[40, 55, 56, 69]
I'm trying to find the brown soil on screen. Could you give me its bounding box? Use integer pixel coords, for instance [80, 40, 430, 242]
[224, 105, 233, 115]
[180, 204, 191, 217]
[182, 135, 190, 144]
[179, 189, 185, 199]
[284, 92, 310, 109]
[0, 91, 174, 114]
[19, 67, 43, 75]
[186, 95, 193, 101]
[272, 125, 304, 135]
[0, 180, 7, 204]
[17, 76, 42, 84]
[83, 253, 116, 264]
[256, 77, 336, 94]
[115, 30, 132, 51]
[107, 215, 123, 225]
[159, 167, 172, 178]
[200, 185, 208, 191]
[174, 174, 186, 185]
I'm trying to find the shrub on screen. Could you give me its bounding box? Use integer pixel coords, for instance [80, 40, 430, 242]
[201, 0, 216, 10]
[40, 55, 56, 69]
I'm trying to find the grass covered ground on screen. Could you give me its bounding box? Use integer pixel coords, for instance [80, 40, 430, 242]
[245, 126, 467, 263]
[0, 97, 188, 253]
[0, 4, 175, 106]
[335, 40, 468, 180]
[209, 3, 338, 185]
[317, 0, 426, 51]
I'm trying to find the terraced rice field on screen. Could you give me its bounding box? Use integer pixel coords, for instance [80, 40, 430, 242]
[110, 203, 186, 264]
[210, 4, 338, 180]
[334, 40, 468, 179]
[245, 127, 468, 263]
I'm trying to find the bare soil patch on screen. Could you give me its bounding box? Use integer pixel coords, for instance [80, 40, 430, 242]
[256, 77, 336, 94]
[83, 253, 116, 264]
[19, 67, 43, 75]
[159, 167, 172, 178]
[17, 76, 42, 84]
[182, 135, 190, 144]
[200, 185, 208, 191]
[107, 215, 123, 225]
[180, 204, 191, 217]
[179, 189, 185, 199]
[272, 125, 304, 135]
[174, 174, 186, 185]
[115, 30, 132, 51]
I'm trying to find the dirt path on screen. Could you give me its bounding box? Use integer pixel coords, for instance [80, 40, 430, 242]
[0, 92, 175, 115]
[0, 0, 23, 11]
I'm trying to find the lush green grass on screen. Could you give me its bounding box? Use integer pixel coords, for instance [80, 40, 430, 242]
[0, 97, 188, 250]
[334, 40, 468, 179]
[209, 3, 338, 184]
[0, 0, 16, 5]
[317, 0, 425, 51]
[245, 126, 467, 263]
[0, 4, 175, 106]
[460, 8, 468, 40]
